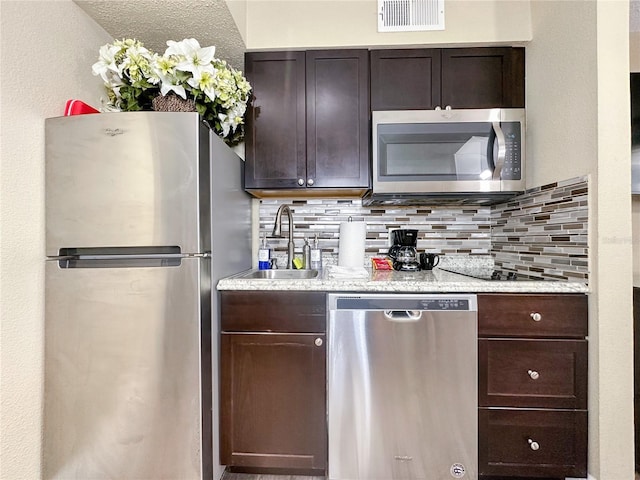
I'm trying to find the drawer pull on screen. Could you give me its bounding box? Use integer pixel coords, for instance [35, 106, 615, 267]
[315, 338, 323, 347]
[527, 369, 540, 380]
[530, 312, 542, 322]
[528, 438, 540, 451]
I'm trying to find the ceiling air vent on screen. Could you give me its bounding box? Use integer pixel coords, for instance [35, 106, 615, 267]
[378, 0, 445, 32]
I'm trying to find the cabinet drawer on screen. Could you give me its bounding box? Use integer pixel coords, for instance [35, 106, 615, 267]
[478, 294, 588, 338]
[220, 291, 326, 333]
[479, 408, 587, 478]
[479, 339, 587, 409]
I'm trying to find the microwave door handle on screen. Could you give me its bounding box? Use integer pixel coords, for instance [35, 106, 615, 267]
[492, 121, 507, 180]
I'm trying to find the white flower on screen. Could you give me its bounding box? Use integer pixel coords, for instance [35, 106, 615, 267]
[164, 38, 216, 76]
[153, 56, 187, 99]
[92, 44, 120, 83]
[188, 69, 219, 102]
[158, 74, 187, 99]
[218, 113, 231, 138]
[117, 44, 159, 87]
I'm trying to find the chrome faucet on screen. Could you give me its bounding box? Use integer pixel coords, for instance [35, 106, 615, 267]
[272, 204, 295, 269]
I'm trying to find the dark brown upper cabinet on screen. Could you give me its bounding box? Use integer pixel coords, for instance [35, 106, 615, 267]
[371, 47, 525, 111]
[244, 50, 370, 195]
[370, 48, 442, 110]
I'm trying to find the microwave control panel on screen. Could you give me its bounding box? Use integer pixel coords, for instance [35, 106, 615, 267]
[500, 122, 522, 180]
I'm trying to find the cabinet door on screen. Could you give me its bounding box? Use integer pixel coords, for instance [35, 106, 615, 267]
[244, 51, 306, 189]
[220, 333, 327, 471]
[370, 49, 441, 110]
[305, 50, 370, 189]
[441, 48, 525, 109]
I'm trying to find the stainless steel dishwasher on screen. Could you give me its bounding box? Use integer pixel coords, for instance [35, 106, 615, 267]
[327, 293, 478, 480]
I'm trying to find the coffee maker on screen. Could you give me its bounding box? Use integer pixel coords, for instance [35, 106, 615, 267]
[388, 229, 420, 271]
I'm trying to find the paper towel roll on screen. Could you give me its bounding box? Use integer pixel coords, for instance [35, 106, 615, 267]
[338, 220, 366, 268]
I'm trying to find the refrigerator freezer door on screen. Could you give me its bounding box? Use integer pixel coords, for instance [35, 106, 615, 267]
[45, 112, 210, 256]
[43, 257, 209, 480]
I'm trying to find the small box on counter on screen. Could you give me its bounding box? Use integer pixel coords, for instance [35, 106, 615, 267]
[372, 257, 393, 270]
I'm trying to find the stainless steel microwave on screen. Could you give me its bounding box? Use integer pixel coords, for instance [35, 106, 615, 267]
[368, 108, 526, 205]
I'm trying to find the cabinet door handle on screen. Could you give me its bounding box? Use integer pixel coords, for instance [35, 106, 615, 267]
[297, 178, 305, 186]
[314, 337, 323, 347]
[528, 438, 540, 451]
[527, 369, 540, 380]
[530, 312, 542, 322]
[307, 178, 314, 186]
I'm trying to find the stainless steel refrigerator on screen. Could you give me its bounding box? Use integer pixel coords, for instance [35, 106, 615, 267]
[43, 112, 251, 480]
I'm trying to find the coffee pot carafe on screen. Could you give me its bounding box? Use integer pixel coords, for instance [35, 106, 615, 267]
[387, 229, 418, 259]
[394, 245, 420, 271]
[388, 229, 420, 271]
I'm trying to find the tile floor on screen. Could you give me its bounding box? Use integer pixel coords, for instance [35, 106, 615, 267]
[221, 472, 640, 480]
[222, 473, 324, 480]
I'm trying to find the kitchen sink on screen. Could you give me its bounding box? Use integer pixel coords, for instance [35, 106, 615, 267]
[238, 269, 319, 280]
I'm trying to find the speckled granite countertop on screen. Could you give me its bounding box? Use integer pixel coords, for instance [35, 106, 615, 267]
[217, 267, 589, 293]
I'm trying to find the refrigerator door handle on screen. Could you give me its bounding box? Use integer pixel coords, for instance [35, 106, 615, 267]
[57, 253, 187, 261]
[187, 252, 211, 258]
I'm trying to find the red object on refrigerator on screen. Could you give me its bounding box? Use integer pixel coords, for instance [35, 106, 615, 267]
[64, 99, 100, 116]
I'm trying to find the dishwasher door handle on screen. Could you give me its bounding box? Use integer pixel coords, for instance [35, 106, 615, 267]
[384, 310, 423, 322]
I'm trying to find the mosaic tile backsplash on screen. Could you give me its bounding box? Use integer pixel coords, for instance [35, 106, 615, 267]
[491, 177, 589, 281]
[257, 176, 589, 281]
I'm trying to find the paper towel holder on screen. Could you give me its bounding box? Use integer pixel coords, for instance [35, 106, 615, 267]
[338, 217, 366, 269]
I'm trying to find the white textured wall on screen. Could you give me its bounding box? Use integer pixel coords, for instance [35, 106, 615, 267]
[632, 0, 640, 71]
[242, 0, 532, 49]
[632, 31, 640, 71]
[527, 1, 598, 187]
[0, 2, 111, 478]
[593, 0, 634, 476]
[529, 1, 634, 478]
[225, 0, 248, 46]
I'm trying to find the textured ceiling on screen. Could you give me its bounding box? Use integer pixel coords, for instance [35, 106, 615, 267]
[74, 0, 247, 69]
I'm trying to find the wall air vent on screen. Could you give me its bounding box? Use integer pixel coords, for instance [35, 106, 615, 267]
[378, 0, 445, 32]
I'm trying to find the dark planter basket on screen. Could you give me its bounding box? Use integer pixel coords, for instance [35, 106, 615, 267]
[151, 94, 196, 112]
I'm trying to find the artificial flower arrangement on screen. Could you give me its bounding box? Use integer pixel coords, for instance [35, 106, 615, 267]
[92, 38, 252, 145]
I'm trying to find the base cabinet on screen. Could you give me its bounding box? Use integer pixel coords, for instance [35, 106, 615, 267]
[219, 291, 588, 478]
[478, 294, 589, 479]
[219, 291, 327, 474]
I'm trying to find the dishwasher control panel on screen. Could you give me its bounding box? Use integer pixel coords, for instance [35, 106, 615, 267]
[332, 294, 478, 312]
